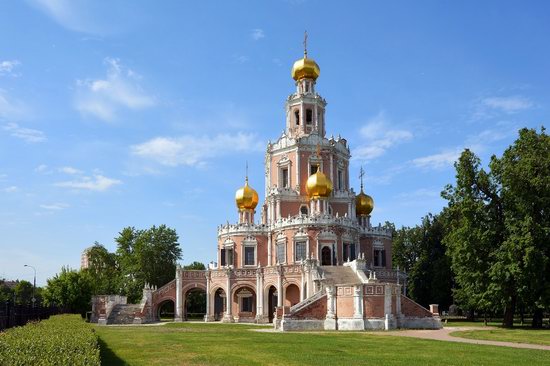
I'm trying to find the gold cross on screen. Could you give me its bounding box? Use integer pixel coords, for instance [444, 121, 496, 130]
[359, 166, 365, 190]
[303, 30, 308, 58]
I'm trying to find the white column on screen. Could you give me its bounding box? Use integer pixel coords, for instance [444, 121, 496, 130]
[300, 268, 305, 301]
[296, 150, 300, 191]
[204, 271, 212, 322]
[267, 234, 272, 266]
[222, 269, 233, 322]
[324, 285, 337, 330]
[329, 154, 334, 185]
[256, 270, 263, 322]
[277, 266, 283, 307]
[175, 266, 183, 322]
[276, 199, 281, 220]
[353, 285, 363, 318]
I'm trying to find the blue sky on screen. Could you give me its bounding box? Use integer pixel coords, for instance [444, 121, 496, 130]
[1, 1, 549, 285]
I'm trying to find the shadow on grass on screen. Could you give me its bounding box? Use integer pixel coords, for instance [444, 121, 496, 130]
[98, 337, 127, 366]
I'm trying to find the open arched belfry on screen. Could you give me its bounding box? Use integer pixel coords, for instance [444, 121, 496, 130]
[97, 42, 441, 330]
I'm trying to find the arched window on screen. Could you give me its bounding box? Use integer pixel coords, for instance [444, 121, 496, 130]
[294, 110, 300, 125]
[300, 206, 308, 215]
[306, 109, 312, 124]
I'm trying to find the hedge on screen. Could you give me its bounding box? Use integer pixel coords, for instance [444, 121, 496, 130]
[0, 314, 100, 366]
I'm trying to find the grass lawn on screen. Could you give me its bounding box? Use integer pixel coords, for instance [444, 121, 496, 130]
[94, 322, 550, 366]
[450, 328, 550, 346]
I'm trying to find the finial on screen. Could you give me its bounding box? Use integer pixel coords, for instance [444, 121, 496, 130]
[245, 161, 249, 184]
[359, 166, 365, 191]
[303, 30, 308, 58]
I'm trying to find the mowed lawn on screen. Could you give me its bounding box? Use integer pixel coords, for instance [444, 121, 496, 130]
[94, 323, 550, 366]
[450, 328, 550, 346]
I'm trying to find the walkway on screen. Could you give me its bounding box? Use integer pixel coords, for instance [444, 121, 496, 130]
[379, 326, 550, 351]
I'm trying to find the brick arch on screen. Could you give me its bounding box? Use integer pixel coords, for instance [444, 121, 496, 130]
[182, 282, 207, 296]
[153, 297, 176, 319]
[210, 285, 226, 296]
[230, 282, 256, 295]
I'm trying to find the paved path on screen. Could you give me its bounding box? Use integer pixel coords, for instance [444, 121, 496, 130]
[378, 326, 550, 351]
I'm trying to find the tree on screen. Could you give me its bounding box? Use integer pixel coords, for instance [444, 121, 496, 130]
[116, 225, 182, 302]
[183, 262, 206, 270]
[13, 280, 34, 305]
[83, 242, 121, 295]
[43, 267, 93, 315]
[0, 280, 14, 303]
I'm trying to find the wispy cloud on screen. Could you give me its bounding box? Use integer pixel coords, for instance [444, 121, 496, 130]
[482, 96, 533, 113]
[0, 90, 28, 120]
[251, 29, 265, 41]
[353, 111, 413, 161]
[58, 166, 83, 175]
[412, 150, 461, 170]
[75, 57, 155, 121]
[233, 55, 250, 64]
[55, 174, 121, 191]
[40, 203, 69, 210]
[131, 132, 263, 167]
[0, 60, 21, 76]
[2, 122, 46, 143]
[2, 186, 19, 193]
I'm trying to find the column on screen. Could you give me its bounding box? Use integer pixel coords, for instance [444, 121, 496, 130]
[223, 269, 233, 322]
[276, 199, 281, 219]
[267, 234, 272, 266]
[175, 265, 183, 322]
[300, 267, 305, 301]
[204, 271, 212, 322]
[296, 150, 300, 191]
[277, 266, 283, 307]
[324, 286, 337, 330]
[353, 285, 363, 318]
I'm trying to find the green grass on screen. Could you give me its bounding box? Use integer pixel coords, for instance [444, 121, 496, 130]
[451, 328, 550, 346]
[94, 322, 550, 366]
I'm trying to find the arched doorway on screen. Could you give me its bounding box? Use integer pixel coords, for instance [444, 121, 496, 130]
[233, 286, 256, 322]
[214, 288, 226, 321]
[321, 246, 332, 265]
[185, 288, 206, 320]
[285, 284, 300, 307]
[157, 300, 175, 321]
[268, 286, 278, 322]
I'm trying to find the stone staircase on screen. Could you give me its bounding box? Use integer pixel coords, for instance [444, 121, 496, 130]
[320, 266, 361, 285]
[106, 304, 141, 324]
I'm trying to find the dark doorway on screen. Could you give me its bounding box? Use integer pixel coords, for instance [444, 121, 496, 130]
[214, 288, 226, 321]
[185, 288, 206, 320]
[157, 300, 175, 321]
[321, 246, 332, 266]
[268, 286, 278, 322]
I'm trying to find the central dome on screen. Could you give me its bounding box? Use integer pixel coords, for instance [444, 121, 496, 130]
[306, 166, 332, 199]
[235, 179, 259, 211]
[291, 56, 320, 81]
[356, 190, 374, 216]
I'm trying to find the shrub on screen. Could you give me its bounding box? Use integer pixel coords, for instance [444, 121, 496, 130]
[0, 314, 100, 366]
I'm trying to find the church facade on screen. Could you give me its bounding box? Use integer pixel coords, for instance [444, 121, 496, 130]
[93, 47, 441, 330]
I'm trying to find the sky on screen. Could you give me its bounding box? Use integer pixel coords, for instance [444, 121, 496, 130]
[1, 0, 549, 286]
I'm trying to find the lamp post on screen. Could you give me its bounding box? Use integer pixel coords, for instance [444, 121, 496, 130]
[24, 264, 36, 307]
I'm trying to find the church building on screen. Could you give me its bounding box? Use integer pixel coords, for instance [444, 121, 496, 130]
[93, 43, 441, 331]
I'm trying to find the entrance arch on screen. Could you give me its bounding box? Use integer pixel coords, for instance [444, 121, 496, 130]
[157, 299, 175, 321]
[213, 288, 226, 321]
[268, 286, 278, 322]
[321, 246, 332, 265]
[233, 286, 256, 322]
[285, 284, 300, 307]
[184, 288, 206, 320]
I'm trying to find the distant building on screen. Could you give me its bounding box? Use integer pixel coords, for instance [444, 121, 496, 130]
[81, 247, 92, 269]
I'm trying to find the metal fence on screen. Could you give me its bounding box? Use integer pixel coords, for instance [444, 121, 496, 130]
[0, 301, 61, 331]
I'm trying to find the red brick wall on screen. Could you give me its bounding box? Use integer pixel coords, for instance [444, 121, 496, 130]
[291, 294, 327, 320]
[401, 296, 433, 318]
[364, 296, 384, 318]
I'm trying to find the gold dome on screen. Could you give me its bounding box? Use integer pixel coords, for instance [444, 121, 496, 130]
[291, 56, 320, 81]
[235, 178, 259, 211]
[356, 190, 374, 216]
[306, 166, 333, 199]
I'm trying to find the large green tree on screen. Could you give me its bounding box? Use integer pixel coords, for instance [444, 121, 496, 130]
[83, 242, 121, 295]
[116, 225, 182, 302]
[42, 267, 93, 315]
[443, 127, 549, 327]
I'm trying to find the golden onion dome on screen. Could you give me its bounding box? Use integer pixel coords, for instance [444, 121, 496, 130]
[235, 178, 259, 211]
[291, 56, 320, 81]
[306, 165, 333, 199]
[356, 189, 374, 216]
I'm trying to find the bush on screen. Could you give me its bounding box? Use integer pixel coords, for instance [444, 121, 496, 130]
[0, 314, 100, 366]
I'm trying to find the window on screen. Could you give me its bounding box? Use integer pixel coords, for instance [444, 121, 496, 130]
[294, 110, 300, 125]
[281, 168, 289, 188]
[277, 243, 286, 263]
[300, 206, 308, 215]
[220, 248, 226, 266]
[241, 297, 253, 312]
[306, 109, 312, 124]
[244, 246, 255, 266]
[374, 249, 386, 267]
[337, 170, 343, 190]
[305, 83, 309, 93]
[343, 243, 356, 261]
[310, 164, 317, 175]
[295, 241, 306, 261]
[221, 248, 233, 266]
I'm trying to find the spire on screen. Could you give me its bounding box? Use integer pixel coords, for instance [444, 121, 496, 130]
[303, 30, 308, 58]
[359, 166, 365, 191]
[245, 161, 249, 184]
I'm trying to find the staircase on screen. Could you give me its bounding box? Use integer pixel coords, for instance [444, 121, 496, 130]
[320, 266, 361, 285]
[106, 304, 141, 324]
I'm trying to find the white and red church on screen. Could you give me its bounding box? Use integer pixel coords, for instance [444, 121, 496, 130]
[92, 46, 441, 331]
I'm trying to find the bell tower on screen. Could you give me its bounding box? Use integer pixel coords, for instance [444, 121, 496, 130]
[286, 32, 327, 138]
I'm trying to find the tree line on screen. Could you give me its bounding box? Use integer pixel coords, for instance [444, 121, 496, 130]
[392, 127, 549, 328]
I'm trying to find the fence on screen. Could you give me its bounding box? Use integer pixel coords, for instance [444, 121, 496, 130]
[0, 300, 61, 331]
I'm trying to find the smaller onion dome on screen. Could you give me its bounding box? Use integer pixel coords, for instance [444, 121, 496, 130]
[306, 165, 333, 199]
[356, 189, 374, 216]
[291, 56, 320, 81]
[235, 178, 259, 211]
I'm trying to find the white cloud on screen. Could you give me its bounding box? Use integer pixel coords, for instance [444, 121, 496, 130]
[412, 150, 461, 170]
[2, 186, 19, 193]
[40, 202, 69, 210]
[2, 122, 46, 143]
[35, 164, 50, 173]
[233, 55, 250, 64]
[55, 174, 121, 191]
[29, 0, 108, 35]
[131, 132, 262, 167]
[75, 57, 155, 121]
[251, 29, 265, 41]
[482, 96, 533, 113]
[353, 111, 413, 161]
[0, 90, 28, 120]
[0, 60, 21, 76]
[59, 166, 82, 175]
